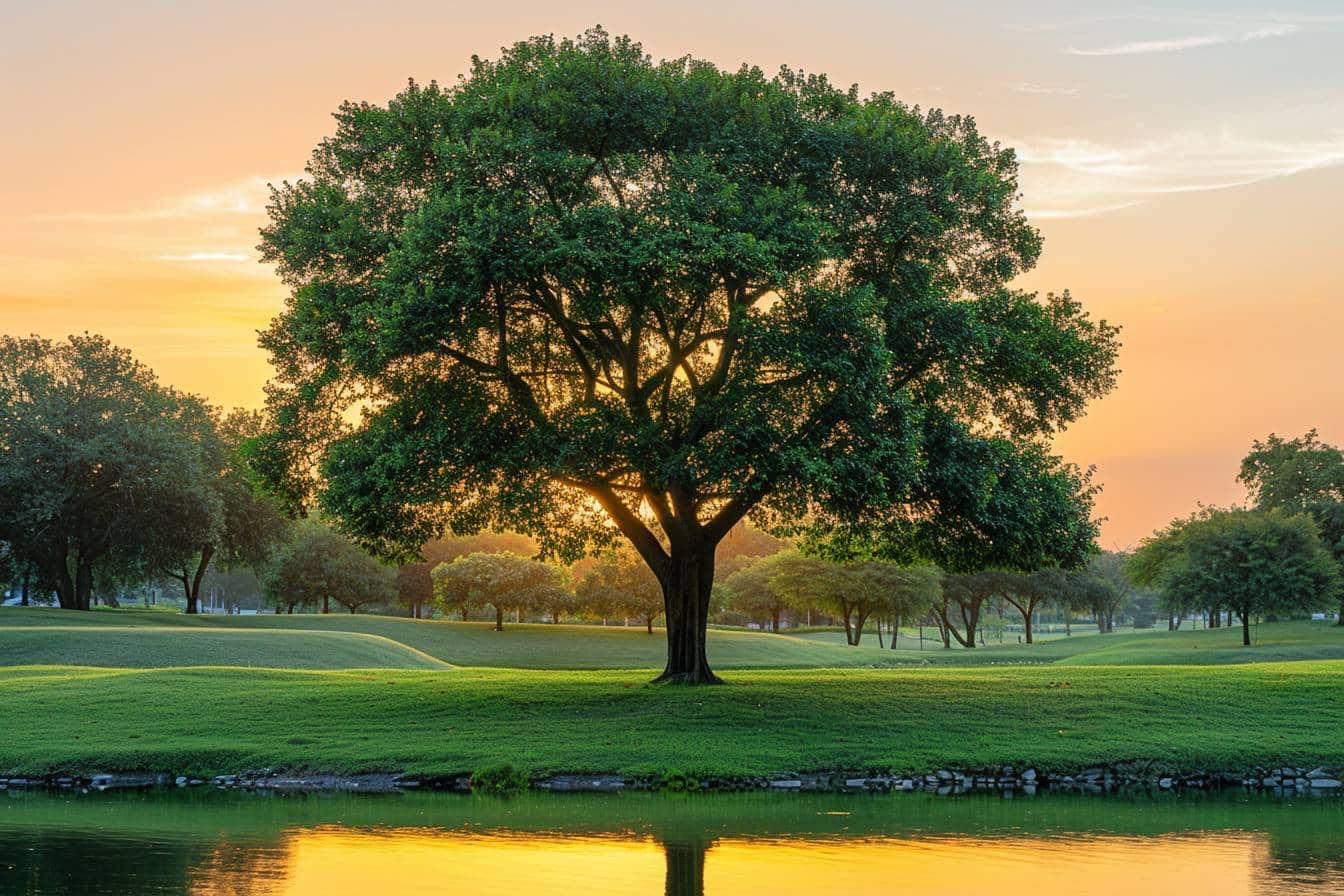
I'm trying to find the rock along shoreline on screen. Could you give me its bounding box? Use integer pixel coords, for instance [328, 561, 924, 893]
[4, 763, 1343, 797]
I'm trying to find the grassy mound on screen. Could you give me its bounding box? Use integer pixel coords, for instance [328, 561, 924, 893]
[3, 608, 1343, 670]
[0, 626, 448, 670]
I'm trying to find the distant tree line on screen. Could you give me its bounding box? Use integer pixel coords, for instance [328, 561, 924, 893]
[0, 335, 289, 612]
[1128, 430, 1344, 644]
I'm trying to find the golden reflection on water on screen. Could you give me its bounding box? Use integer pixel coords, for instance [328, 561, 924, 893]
[184, 827, 1339, 896]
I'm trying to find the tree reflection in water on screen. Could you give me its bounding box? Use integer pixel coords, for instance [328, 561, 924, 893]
[1, 791, 1343, 896]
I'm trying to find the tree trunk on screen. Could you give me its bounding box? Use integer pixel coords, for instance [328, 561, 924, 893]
[655, 546, 720, 684]
[890, 614, 901, 649]
[19, 573, 29, 606]
[662, 839, 707, 896]
[876, 618, 884, 649]
[852, 611, 871, 646]
[494, 605, 503, 632]
[1240, 611, 1251, 646]
[181, 545, 214, 615]
[74, 556, 93, 611]
[1023, 607, 1034, 644]
[646, 617, 654, 635]
[322, 595, 330, 614]
[770, 609, 780, 633]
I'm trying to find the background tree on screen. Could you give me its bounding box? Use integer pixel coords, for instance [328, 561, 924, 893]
[1080, 551, 1134, 633]
[999, 568, 1069, 644]
[937, 572, 1000, 648]
[1132, 508, 1337, 645]
[576, 548, 664, 632]
[161, 406, 290, 614]
[721, 552, 797, 632]
[715, 524, 789, 582]
[763, 551, 834, 634]
[430, 558, 478, 621]
[396, 562, 434, 619]
[1240, 431, 1344, 623]
[255, 29, 1118, 682]
[432, 552, 566, 631]
[0, 335, 214, 610]
[263, 523, 392, 614]
[787, 560, 915, 646]
[871, 563, 942, 649]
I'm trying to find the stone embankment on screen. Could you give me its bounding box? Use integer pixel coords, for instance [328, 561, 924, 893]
[3, 763, 1341, 796]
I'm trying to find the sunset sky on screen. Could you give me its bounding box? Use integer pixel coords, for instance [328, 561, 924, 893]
[4, 1, 1342, 546]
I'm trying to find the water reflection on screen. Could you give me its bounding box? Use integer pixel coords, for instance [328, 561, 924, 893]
[2, 791, 1342, 895]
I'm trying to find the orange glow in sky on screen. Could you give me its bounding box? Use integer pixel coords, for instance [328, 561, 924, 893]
[5, 3, 1343, 546]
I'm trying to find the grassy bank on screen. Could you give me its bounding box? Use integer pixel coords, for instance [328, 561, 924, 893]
[1, 662, 1341, 778]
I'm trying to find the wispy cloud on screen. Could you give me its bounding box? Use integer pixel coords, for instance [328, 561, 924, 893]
[1067, 22, 1298, 56]
[1015, 129, 1344, 219]
[1010, 82, 1080, 96]
[33, 175, 297, 224]
[155, 251, 254, 263]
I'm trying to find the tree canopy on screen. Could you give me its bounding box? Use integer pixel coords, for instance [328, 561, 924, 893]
[1131, 507, 1337, 645]
[263, 522, 394, 614]
[1240, 430, 1344, 622]
[575, 548, 664, 632]
[0, 335, 215, 610]
[431, 551, 568, 631]
[255, 28, 1119, 682]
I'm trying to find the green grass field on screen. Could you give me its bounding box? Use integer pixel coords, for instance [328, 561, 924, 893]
[2, 607, 1342, 779]
[3, 607, 1342, 669]
[0, 625, 448, 670]
[0, 662, 1341, 778]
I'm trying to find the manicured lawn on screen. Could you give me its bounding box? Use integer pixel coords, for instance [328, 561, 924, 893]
[0, 608, 959, 670]
[0, 626, 447, 670]
[5, 607, 1342, 670]
[0, 662, 1341, 778]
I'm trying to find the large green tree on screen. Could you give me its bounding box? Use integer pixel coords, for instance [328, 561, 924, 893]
[1131, 508, 1337, 645]
[1239, 430, 1344, 623]
[255, 29, 1118, 682]
[0, 335, 213, 610]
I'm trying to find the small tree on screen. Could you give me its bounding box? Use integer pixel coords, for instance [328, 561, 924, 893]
[870, 563, 942, 649]
[432, 551, 567, 631]
[396, 562, 434, 618]
[937, 572, 1000, 648]
[1240, 431, 1344, 623]
[721, 552, 797, 631]
[1132, 508, 1337, 645]
[998, 568, 1069, 644]
[576, 549, 663, 632]
[164, 405, 290, 614]
[263, 523, 393, 614]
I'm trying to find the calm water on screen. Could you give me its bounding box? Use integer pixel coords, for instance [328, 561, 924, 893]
[2, 789, 1342, 895]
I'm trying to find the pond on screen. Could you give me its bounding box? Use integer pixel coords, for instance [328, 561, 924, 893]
[2, 789, 1342, 895]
